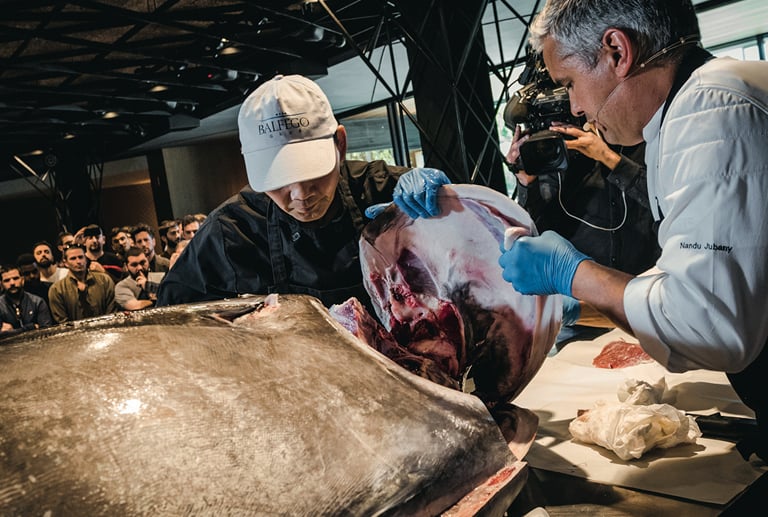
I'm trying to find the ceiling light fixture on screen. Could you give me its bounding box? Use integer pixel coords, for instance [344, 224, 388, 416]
[13, 155, 39, 177]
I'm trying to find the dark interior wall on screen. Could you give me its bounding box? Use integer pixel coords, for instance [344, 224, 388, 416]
[163, 136, 247, 218]
[1, 181, 155, 265]
[2, 136, 247, 266]
[1, 193, 60, 266]
[100, 181, 159, 245]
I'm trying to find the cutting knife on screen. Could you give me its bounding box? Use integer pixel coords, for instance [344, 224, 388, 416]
[691, 412, 758, 442]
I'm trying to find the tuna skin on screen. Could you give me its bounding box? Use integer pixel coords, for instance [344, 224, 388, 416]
[359, 185, 562, 407]
[0, 295, 516, 516]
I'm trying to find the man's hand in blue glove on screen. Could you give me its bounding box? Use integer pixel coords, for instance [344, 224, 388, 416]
[363, 168, 450, 220]
[498, 230, 591, 297]
[393, 168, 450, 219]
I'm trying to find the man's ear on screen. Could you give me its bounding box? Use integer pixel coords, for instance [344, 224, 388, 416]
[335, 125, 348, 157]
[601, 29, 635, 78]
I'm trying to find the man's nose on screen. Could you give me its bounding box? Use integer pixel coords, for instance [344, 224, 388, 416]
[287, 181, 314, 200]
[569, 96, 585, 118]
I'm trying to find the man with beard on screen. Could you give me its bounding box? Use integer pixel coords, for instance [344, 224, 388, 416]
[15, 252, 49, 304]
[0, 265, 53, 337]
[115, 247, 158, 311]
[82, 224, 124, 284]
[32, 241, 68, 285]
[158, 219, 181, 258]
[48, 244, 116, 324]
[131, 223, 170, 273]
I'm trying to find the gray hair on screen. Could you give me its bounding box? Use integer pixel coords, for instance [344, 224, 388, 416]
[529, 0, 700, 69]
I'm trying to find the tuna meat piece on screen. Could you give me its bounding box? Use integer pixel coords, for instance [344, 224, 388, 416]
[593, 339, 655, 369]
[0, 294, 523, 516]
[358, 184, 561, 406]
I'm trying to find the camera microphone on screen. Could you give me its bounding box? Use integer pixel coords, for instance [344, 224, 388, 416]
[502, 95, 529, 130]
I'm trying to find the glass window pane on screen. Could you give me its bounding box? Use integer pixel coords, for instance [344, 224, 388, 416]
[711, 42, 760, 60]
[340, 98, 421, 167]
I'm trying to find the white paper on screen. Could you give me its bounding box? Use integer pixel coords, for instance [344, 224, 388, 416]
[515, 328, 766, 505]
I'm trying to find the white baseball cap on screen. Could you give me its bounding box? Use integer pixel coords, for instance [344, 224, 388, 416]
[238, 74, 339, 192]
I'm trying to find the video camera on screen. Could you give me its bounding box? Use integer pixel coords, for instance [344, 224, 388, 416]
[503, 49, 585, 175]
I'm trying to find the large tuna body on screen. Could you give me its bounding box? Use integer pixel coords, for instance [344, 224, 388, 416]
[359, 185, 561, 405]
[0, 295, 522, 515]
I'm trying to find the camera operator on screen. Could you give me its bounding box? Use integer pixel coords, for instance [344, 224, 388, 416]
[507, 123, 659, 274]
[506, 121, 660, 335]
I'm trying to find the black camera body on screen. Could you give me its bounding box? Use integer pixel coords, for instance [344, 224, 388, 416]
[503, 50, 585, 175]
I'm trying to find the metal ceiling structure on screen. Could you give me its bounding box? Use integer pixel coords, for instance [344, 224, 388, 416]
[1, 0, 762, 195]
[0, 0, 535, 240]
[0, 0, 408, 185]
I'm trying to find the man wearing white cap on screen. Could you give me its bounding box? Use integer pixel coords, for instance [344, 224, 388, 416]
[157, 74, 450, 310]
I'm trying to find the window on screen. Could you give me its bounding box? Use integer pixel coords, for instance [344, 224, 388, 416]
[711, 42, 761, 60]
[339, 98, 422, 168]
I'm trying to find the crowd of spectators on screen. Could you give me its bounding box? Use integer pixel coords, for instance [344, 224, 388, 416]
[0, 213, 206, 337]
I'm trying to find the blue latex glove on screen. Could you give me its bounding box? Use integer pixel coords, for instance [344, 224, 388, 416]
[498, 230, 591, 297]
[393, 168, 451, 219]
[364, 202, 389, 219]
[561, 295, 581, 326]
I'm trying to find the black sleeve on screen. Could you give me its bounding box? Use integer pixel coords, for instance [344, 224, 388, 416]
[157, 193, 271, 307]
[515, 174, 558, 222]
[156, 217, 234, 306]
[605, 144, 650, 209]
[606, 155, 650, 209]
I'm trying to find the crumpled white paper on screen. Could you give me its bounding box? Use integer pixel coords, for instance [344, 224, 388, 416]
[617, 377, 669, 405]
[569, 378, 702, 460]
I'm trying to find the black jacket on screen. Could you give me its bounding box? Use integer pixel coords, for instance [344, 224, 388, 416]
[0, 291, 53, 337]
[157, 160, 408, 309]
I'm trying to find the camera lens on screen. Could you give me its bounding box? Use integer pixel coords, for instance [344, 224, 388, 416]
[533, 138, 564, 162]
[519, 130, 570, 174]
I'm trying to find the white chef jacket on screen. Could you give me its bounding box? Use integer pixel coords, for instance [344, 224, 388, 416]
[625, 57, 768, 373]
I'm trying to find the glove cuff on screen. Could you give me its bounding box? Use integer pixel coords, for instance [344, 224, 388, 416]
[559, 251, 591, 298]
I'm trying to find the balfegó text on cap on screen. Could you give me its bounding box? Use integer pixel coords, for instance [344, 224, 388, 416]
[238, 74, 339, 192]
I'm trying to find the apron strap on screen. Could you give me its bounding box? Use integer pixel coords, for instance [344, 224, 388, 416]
[266, 166, 366, 290]
[337, 167, 366, 233]
[660, 46, 714, 126]
[266, 201, 289, 287]
[654, 46, 714, 224]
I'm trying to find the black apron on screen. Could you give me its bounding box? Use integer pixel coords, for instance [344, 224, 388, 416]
[265, 173, 371, 310]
